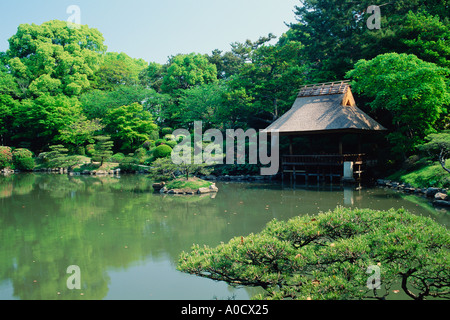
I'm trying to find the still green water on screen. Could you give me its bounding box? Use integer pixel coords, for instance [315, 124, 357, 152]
[0, 173, 448, 300]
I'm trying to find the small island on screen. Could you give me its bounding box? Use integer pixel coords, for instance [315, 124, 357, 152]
[153, 177, 219, 195]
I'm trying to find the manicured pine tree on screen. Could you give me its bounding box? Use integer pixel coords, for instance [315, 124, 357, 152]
[92, 135, 114, 166]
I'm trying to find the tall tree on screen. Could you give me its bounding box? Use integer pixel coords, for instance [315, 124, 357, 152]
[92, 135, 114, 166]
[225, 36, 307, 128]
[0, 63, 20, 146]
[6, 20, 106, 98]
[371, 11, 450, 69]
[346, 53, 450, 158]
[59, 116, 104, 153]
[176, 82, 226, 130]
[160, 53, 218, 94]
[103, 102, 158, 153]
[13, 94, 84, 151]
[418, 132, 450, 175]
[290, 0, 450, 81]
[80, 86, 158, 119]
[140, 61, 166, 92]
[94, 52, 148, 90]
[207, 49, 244, 80]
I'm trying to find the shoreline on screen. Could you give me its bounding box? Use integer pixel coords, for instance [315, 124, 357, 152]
[2, 169, 449, 209]
[376, 179, 450, 209]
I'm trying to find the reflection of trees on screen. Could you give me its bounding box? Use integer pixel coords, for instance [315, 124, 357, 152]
[0, 174, 231, 300]
[0, 174, 35, 198]
[0, 175, 446, 300]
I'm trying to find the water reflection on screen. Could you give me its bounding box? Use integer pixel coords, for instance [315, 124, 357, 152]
[0, 174, 447, 300]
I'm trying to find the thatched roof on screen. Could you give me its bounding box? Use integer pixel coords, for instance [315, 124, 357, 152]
[263, 81, 386, 136]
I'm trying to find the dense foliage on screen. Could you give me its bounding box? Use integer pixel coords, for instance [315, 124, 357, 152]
[178, 207, 450, 300]
[0, 2, 448, 172]
[11, 148, 35, 171]
[347, 53, 450, 157]
[0, 146, 13, 169]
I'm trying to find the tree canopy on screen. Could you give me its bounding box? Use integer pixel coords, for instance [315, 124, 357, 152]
[160, 53, 218, 94]
[178, 207, 450, 300]
[0, 1, 448, 170]
[346, 53, 450, 157]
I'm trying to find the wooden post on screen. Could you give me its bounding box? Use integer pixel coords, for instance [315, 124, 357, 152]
[289, 136, 293, 156]
[339, 135, 343, 155]
[358, 134, 362, 154]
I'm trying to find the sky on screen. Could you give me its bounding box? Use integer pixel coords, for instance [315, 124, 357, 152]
[0, 0, 300, 64]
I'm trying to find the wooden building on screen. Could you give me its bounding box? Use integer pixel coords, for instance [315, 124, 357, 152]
[263, 81, 386, 183]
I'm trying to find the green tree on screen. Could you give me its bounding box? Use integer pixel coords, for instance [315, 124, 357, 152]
[176, 82, 226, 130]
[160, 53, 218, 94]
[228, 38, 307, 125]
[375, 11, 450, 69]
[13, 94, 84, 151]
[418, 131, 450, 174]
[80, 86, 158, 120]
[59, 116, 104, 154]
[104, 102, 158, 153]
[178, 207, 450, 300]
[6, 20, 105, 98]
[346, 53, 450, 158]
[40, 145, 83, 170]
[92, 135, 114, 166]
[0, 146, 13, 169]
[12, 148, 35, 171]
[290, 0, 450, 81]
[0, 64, 19, 146]
[95, 52, 148, 90]
[139, 61, 166, 92]
[208, 49, 245, 80]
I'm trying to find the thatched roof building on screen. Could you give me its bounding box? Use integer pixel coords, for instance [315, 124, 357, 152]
[263, 81, 386, 136]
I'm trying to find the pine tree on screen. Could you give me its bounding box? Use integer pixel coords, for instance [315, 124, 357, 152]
[92, 136, 114, 166]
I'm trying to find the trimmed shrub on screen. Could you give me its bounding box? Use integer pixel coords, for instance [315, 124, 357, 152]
[153, 144, 173, 159]
[165, 140, 177, 148]
[86, 144, 95, 156]
[164, 134, 176, 141]
[109, 153, 125, 163]
[12, 148, 35, 171]
[119, 156, 139, 172]
[142, 140, 156, 150]
[161, 127, 173, 136]
[0, 146, 13, 169]
[155, 139, 167, 146]
[134, 147, 148, 164]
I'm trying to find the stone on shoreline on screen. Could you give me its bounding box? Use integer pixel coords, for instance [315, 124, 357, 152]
[377, 178, 450, 209]
[435, 192, 449, 201]
[0, 168, 15, 175]
[433, 200, 450, 208]
[425, 187, 441, 198]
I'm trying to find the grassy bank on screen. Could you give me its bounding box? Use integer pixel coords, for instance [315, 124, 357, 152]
[388, 160, 450, 189]
[165, 177, 213, 191]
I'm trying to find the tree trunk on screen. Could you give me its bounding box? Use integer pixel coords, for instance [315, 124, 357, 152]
[401, 268, 420, 300]
[439, 149, 450, 174]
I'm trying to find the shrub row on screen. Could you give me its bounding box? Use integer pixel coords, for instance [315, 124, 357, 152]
[0, 147, 35, 171]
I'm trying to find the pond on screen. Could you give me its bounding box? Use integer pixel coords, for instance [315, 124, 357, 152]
[0, 173, 448, 300]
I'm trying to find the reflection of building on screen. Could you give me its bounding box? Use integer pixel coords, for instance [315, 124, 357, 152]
[263, 81, 386, 183]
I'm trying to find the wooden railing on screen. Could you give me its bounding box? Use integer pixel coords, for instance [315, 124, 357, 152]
[282, 154, 364, 166]
[281, 154, 365, 182]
